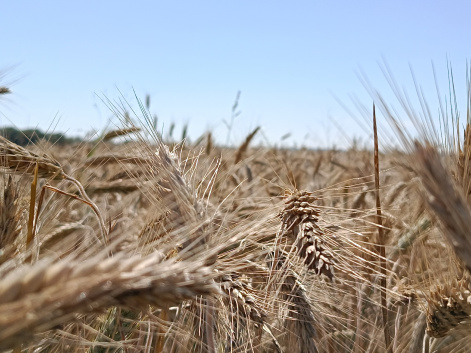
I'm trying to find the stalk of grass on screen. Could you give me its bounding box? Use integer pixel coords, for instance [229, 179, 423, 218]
[26, 162, 38, 245]
[373, 104, 392, 352]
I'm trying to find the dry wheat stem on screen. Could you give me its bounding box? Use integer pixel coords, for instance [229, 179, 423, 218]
[373, 104, 392, 352]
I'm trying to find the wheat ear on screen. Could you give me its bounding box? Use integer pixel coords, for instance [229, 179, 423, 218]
[269, 253, 318, 353]
[425, 278, 471, 338]
[0, 136, 108, 243]
[102, 127, 141, 141]
[280, 190, 335, 279]
[0, 252, 219, 350]
[234, 127, 260, 164]
[0, 176, 21, 254]
[413, 143, 471, 272]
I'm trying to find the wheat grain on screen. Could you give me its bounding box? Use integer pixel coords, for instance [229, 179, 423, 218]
[280, 190, 335, 279]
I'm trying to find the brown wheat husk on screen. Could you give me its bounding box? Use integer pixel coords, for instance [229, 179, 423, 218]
[0, 136, 111, 244]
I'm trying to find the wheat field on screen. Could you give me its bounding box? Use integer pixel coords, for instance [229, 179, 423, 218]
[1, 74, 471, 353]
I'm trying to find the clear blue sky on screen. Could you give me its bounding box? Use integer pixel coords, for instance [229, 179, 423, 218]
[1, 1, 470, 147]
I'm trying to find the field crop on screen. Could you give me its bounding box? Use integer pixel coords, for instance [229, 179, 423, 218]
[1, 78, 471, 352]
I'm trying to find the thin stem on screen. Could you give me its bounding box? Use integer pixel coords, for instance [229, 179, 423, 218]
[373, 104, 392, 352]
[26, 162, 38, 246]
[48, 179, 108, 245]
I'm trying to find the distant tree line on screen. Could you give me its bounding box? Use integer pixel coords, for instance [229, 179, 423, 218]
[0, 127, 82, 146]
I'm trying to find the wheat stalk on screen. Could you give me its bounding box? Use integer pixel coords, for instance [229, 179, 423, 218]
[268, 253, 318, 353]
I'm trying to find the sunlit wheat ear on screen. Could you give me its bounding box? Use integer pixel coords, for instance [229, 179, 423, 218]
[219, 272, 267, 324]
[426, 278, 471, 338]
[0, 136, 65, 179]
[268, 252, 318, 353]
[0, 252, 219, 350]
[457, 123, 471, 199]
[413, 143, 471, 272]
[218, 272, 283, 351]
[280, 190, 335, 279]
[0, 176, 21, 259]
